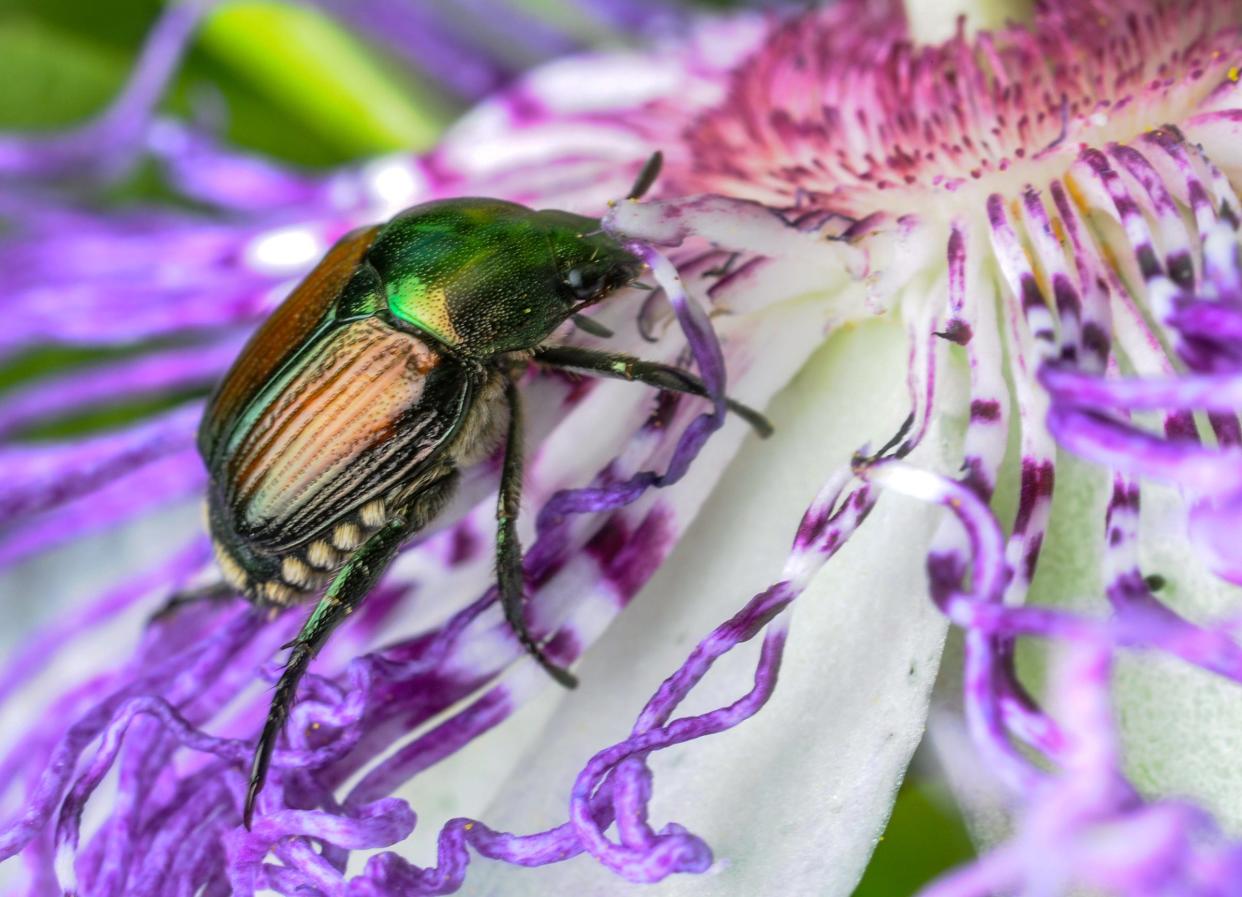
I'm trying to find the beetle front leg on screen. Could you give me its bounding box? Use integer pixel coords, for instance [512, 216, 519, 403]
[497, 377, 578, 689]
[531, 345, 774, 437]
[244, 515, 410, 829]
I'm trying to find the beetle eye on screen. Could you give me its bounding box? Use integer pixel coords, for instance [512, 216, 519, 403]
[564, 265, 608, 303]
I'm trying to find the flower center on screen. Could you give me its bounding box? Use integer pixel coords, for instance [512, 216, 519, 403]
[677, 0, 1242, 223]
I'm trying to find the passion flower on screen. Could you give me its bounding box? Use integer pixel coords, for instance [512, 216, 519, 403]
[3, 1, 1242, 896]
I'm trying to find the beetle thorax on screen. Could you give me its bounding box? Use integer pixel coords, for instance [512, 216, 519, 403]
[368, 199, 642, 359]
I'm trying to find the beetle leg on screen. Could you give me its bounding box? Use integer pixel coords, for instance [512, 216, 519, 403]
[497, 377, 579, 689]
[569, 313, 615, 339]
[530, 345, 774, 438]
[148, 581, 237, 624]
[244, 513, 409, 828]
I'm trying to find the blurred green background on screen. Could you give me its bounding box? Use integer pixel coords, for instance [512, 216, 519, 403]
[0, 1, 976, 892]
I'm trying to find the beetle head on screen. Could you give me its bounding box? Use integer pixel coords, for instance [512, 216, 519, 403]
[535, 209, 645, 312]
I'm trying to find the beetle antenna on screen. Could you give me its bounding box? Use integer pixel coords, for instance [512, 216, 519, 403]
[626, 151, 663, 200]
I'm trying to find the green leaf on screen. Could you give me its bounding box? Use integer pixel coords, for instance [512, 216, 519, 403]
[0, 14, 133, 127]
[853, 775, 976, 896]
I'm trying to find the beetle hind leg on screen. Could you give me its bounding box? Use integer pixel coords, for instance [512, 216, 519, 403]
[148, 581, 238, 624]
[243, 471, 458, 828]
[245, 515, 410, 827]
[497, 378, 578, 689]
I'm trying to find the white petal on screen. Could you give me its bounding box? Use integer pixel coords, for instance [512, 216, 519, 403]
[0, 500, 199, 656]
[462, 317, 961, 896]
[1122, 480, 1242, 827]
[957, 455, 1242, 837]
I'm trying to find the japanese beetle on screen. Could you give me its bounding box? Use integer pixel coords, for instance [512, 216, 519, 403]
[191, 156, 771, 826]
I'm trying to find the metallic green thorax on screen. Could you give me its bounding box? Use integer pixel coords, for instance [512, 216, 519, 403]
[367, 199, 643, 357]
